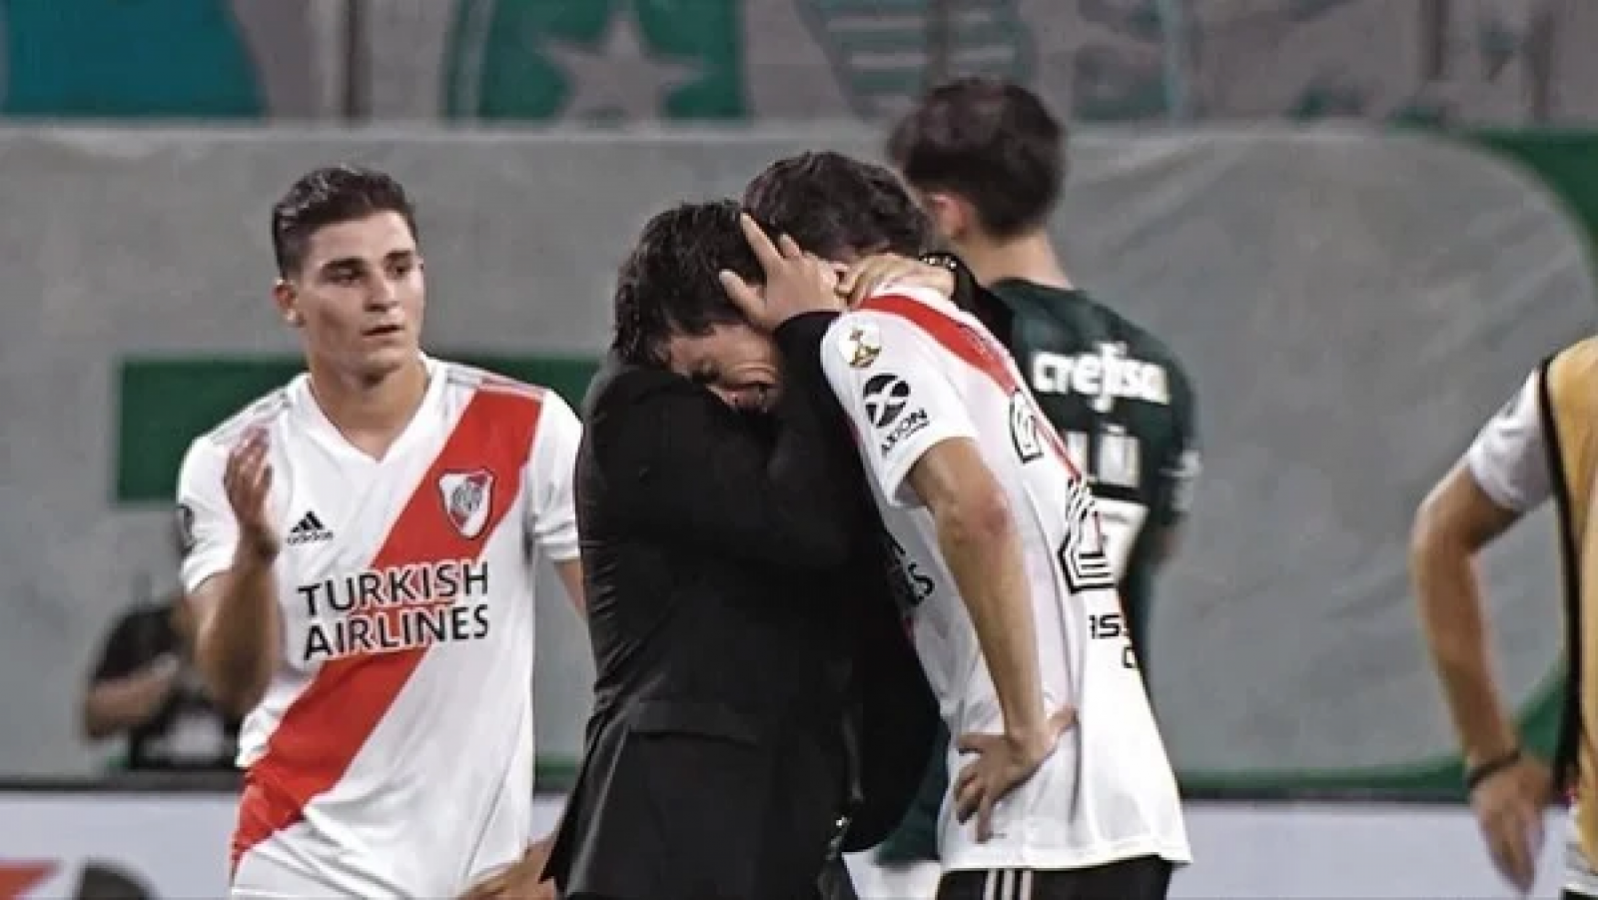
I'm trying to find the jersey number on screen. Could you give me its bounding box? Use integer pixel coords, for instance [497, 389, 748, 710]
[1089, 612, 1140, 670]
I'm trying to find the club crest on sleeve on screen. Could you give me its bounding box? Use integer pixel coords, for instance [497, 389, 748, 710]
[1008, 390, 1044, 464]
[438, 470, 494, 540]
[837, 321, 882, 369]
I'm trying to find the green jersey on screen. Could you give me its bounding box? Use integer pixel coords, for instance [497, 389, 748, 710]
[990, 278, 1200, 640]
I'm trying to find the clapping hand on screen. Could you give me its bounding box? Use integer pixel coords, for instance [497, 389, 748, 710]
[224, 428, 279, 561]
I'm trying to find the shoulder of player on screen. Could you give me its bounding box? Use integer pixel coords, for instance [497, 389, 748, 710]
[578, 365, 734, 472]
[1076, 300, 1194, 388]
[584, 359, 703, 418]
[824, 302, 942, 377]
[198, 386, 292, 450]
[833, 286, 958, 345]
[1135, 331, 1195, 395]
[1100, 321, 1198, 414]
[436, 358, 557, 406]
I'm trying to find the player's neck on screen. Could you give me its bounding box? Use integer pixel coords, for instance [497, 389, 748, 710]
[306, 355, 430, 456]
[961, 232, 1074, 292]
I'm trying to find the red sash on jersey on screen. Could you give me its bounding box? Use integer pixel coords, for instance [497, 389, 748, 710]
[231, 384, 544, 874]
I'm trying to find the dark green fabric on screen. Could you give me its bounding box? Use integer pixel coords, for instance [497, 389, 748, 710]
[989, 280, 1199, 653]
[873, 722, 948, 863]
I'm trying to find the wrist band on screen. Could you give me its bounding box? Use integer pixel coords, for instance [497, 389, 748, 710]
[1465, 747, 1523, 790]
[918, 252, 977, 305]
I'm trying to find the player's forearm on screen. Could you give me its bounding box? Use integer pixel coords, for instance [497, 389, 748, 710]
[81, 667, 172, 739]
[1411, 534, 1518, 763]
[195, 550, 281, 717]
[554, 559, 586, 617]
[934, 496, 1049, 740]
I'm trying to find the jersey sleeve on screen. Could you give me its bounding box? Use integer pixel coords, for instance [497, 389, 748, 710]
[176, 437, 238, 594]
[524, 390, 581, 562]
[1151, 362, 1201, 527]
[1464, 370, 1550, 513]
[821, 309, 979, 509]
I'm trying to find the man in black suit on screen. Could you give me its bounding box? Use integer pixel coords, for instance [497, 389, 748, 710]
[543, 201, 939, 900]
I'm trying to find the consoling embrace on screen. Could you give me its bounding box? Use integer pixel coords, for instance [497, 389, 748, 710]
[545, 152, 1187, 900]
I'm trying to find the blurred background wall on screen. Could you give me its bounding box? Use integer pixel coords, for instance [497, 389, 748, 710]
[8, 2, 1598, 896]
[3, 0, 1594, 127]
[3, 0, 1597, 801]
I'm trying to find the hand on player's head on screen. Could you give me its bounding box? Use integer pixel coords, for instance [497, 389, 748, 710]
[718, 214, 843, 333]
[836, 254, 955, 307]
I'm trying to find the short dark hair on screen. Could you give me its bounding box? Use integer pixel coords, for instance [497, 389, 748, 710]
[887, 77, 1065, 238]
[612, 200, 768, 366]
[742, 151, 933, 260]
[270, 165, 419, 277]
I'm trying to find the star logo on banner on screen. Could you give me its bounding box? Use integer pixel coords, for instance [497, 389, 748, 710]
[0, 862, 54, 899]
[542, 6, 702, 122]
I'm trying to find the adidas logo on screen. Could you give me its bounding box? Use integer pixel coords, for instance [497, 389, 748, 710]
[285, 510, 333, 546]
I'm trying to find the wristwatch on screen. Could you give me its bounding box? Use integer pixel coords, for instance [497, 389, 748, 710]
[917, 252, 978, 306]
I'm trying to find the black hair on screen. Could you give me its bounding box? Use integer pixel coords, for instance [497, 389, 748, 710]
[742, 151, 934, 260]
[887, 77, 1066, 238]
[611, 200, 769, 366]
[270, 165, 419, 277]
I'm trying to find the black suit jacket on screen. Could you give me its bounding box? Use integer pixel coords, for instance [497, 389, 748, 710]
[544, 313, 936, 900]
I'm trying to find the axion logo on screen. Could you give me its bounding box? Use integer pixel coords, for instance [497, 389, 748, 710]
[861, 373, 911, 428]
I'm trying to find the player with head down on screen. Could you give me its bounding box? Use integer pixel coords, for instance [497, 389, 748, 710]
[739, 151, 1191, 900]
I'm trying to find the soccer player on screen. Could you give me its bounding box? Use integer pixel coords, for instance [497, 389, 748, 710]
[728, 183, 1191, 896]
[878, 76, 1202, 890]
[1411, 355, 1596, 897]
[888, 77, 1200, 680]
[174, 166, 583, 899]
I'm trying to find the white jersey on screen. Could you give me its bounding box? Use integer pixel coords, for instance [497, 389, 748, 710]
[175, 355, 580, 898]
[821, 287, 1190, 873]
